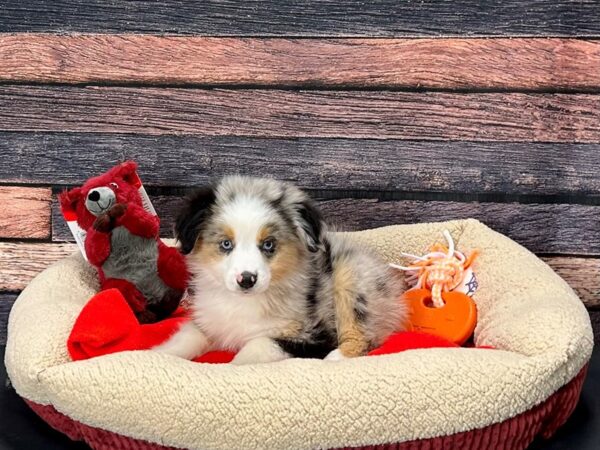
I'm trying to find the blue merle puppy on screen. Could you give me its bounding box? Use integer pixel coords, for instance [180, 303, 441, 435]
[155, 176, 407, 364]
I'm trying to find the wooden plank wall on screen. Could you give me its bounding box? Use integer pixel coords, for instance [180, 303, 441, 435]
[0, 1, 599, 344]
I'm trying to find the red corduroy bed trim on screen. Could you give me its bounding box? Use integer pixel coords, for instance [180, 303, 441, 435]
[24, 364, 588, 450]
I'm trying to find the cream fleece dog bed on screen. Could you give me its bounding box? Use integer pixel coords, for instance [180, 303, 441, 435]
[5, 219, 593, 450]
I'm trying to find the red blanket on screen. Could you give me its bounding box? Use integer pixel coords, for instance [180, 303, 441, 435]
[67, 289, 460, 363]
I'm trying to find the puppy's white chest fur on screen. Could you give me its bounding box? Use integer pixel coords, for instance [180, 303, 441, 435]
[191, 288, 287, 351]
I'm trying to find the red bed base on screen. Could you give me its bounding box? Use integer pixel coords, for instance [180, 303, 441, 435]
[25, 364, 587, 450]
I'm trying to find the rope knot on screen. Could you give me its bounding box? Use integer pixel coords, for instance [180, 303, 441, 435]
[390, 230, 478, 308]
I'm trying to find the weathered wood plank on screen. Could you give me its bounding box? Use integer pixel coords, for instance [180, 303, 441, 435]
[0, 242, 76, 291]
[0, 187, 51, 239]
[51, 196, 600, 255]
[2, 36, 600, 90]
[1, 87, 600, 142]
[0, 293, 17, 345]
[1, 1, 599, 36]
[542, 257, 600, 308]
[3, 132, 600, 196]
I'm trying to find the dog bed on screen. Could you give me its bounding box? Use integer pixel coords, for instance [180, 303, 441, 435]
[4, 219, 593, 450]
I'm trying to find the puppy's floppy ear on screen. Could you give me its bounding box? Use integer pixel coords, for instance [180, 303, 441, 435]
[295, 199, 324, 253]
[175, 186, 216, 254]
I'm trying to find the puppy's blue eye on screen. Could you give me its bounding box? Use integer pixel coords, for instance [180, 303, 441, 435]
[261, 239, 276, 253]
[220, 239, 233, 252]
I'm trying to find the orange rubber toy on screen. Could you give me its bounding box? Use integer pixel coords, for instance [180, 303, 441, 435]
[391, 230, 479, 345]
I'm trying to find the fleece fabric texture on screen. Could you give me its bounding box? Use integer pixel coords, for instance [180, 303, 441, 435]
[4, 219, 594, 450]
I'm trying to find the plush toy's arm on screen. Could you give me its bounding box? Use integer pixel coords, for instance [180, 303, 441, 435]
[116, 203, 160, 238]
[85, 228, 112, 266]
[157, 242, 189, 292]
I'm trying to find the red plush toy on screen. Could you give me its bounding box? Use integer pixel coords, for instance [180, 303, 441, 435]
[59, 161, 188, 324]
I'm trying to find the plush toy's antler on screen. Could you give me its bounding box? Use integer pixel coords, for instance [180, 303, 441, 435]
[391, 230, 478, 308]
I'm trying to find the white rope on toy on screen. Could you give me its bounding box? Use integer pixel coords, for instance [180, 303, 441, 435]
[390, 230, 474, 308]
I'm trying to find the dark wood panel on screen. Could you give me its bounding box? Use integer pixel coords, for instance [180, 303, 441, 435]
[0, 187, 51, 239]
[315, 199, 600, 256]
[541, 257, 600, 308]
[3, 133, 600, 196]
[1, 87, 600, 142]
[2, 36, 600, 90]
[0, 242, 76, 291]
[0, 293, 16, 345]
[589, 311, 600, 344]
[1, 1, 599, 36]
[51, 196, 600, 255]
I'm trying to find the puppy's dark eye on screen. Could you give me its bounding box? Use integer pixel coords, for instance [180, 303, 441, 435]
[219, 239, 234, 252]
[260, 239, 276, 254]
[109, 182, 119, 190]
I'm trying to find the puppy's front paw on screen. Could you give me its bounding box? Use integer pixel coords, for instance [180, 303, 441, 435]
[231, 337, 289, 365]
[324, 348, 348, 362]
[153, 341, 182, 356]
[230, 351, 263, 365]
[152, 322, 209, 360]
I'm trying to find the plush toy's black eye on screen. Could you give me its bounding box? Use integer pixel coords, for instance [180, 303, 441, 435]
[109, 182, 119, 190]
[219, 239, 234, 252]
[260, 239, 276, 254]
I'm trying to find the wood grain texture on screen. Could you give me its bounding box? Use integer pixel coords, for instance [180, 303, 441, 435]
[0, 187, 51, 239]
[3, 132, 600, 196]
[1, 1, 599, 36]
[1, 87, 600, 142]
[2, 35, 600, 90]
[542, 257, 600, 308]
[0, 293, 16, 345]
[51, 196, 600, 255]
[0, 242, 77, 291]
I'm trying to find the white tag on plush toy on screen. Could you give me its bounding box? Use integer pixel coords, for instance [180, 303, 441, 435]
[138, 186, 157, 216]
[66, 220, 89, 261]
[132, 172, 157, 216]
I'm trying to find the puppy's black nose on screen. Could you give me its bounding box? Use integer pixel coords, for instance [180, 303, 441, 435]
[88, 191, 100, 202]
[237, 271, 257, 290]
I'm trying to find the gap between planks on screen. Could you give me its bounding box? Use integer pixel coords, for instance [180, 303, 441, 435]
[1, 36, 600, 90]
[0, 242, 597, 308]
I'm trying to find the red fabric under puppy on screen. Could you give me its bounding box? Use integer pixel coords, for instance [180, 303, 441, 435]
[68, 289, 235, 364]
[68, 289, 462, 364]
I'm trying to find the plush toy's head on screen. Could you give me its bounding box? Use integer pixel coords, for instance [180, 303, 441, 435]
[59, 161, 143, 230]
